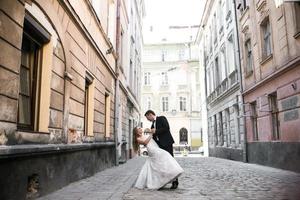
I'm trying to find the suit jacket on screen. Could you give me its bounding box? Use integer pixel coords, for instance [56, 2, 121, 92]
[151, 116, 174, 148]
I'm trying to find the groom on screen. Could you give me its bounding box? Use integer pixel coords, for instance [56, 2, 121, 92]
[144, 110, 179, 189]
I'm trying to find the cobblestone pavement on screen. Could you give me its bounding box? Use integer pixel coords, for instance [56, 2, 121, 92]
[124, 157, 300, 200]
[38, 157, 146, 200]
[38, 156, 300, 200]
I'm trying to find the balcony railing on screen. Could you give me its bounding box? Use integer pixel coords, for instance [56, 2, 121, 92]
[207, 70, 238, 104]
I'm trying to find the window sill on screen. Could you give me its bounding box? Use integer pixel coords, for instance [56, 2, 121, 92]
[294, 31, 300, 39]
[260, 54, 273, 65]
[17, 130, 50, 135]
[0, 142, 115, 158]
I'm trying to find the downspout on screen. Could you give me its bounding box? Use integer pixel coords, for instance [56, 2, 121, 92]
[233, 0, 247, 163]
[204, 39, 209, 157]
[114, 0, 121, 166]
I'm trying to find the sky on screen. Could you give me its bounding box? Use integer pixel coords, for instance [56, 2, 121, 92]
[143, 0, 205, 44]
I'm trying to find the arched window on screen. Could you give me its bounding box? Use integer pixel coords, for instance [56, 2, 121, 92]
[179, 127, 188, 144]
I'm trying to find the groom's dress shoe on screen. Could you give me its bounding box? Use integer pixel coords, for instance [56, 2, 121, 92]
[170, 181, 178, 189]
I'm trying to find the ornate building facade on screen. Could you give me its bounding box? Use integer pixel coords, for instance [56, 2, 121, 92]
[142, 41, 202, 151]
[197, 0, 245, 161]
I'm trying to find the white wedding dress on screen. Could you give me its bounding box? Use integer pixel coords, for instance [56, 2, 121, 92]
[135, 135, 184, 190]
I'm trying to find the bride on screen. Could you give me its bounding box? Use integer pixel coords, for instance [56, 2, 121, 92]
[133, 127, 184, 190]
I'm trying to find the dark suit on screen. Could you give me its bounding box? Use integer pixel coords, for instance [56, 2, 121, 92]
[151, 116, 175, 156]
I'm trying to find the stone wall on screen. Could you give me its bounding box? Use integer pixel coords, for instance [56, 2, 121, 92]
[0, 0, 118, 198]
[0, 143, 116, 200]
[247, 142, 300, 173]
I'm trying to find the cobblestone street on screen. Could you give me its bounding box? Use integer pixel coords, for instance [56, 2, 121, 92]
[39, 156, 300, 200]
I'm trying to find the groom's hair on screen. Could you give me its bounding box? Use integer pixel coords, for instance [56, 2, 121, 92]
[144, 110, 155, 116]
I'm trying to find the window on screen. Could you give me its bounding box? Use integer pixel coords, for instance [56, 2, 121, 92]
[18, 12, 51, 131]
[219, 112, 224, 146]
[225, 108, 231, 146]
[210, 65, 214, 92]
[179, 97, 187, 111]
[213, 13, 217, 43]
[134, 67, 137, 94]
[214, 56, 221, 86]
[206, 68, 211, 94]
[220, 47, 227, 81]
[161, 50, 167, 61]
[144, 72, 151, 85]
[233, 104, 241, 145]
[269, 93, 280, 140]
[162, 97, 169, 112]
[261, 18, 272, 59]
[238, 0, 249, 13]
[242, 0, 248, 9]
[214, 115, 218, 145]
[146, 97, 151, 110]
[84, 73, 95, 136]
[105, 93, 111, 138]
[250, 101, 258, 141]
[226, 0, 231, 13]
[218, 0, 224, 32]
[161, 72, 168, 85]
[293, 2, 300, 38]
[179, 127, 188, 144]
[209, 26, 212, 52]
[227, 34, 236, 73]
[18, 34, 41, 130]
[179, 49, 185, 60]
[129, 61, 133, 88]
[245, 39, 253, 75]
[120, 29, 124, 70]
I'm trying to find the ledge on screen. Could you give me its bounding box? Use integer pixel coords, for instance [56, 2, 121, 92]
[260, 54, 273, 65]
[0, 142, 115, 159]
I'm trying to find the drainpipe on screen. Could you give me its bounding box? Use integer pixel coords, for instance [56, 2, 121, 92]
[233, 0, 247, 163]
[114, 0, 121, 166]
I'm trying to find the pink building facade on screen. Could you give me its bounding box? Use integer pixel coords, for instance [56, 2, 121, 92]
[237, 0, 300, 172]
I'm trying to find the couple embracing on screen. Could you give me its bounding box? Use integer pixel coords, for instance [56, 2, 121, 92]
[133, 110, 184, 190]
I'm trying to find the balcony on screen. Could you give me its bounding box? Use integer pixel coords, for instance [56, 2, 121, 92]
[159, 84, 169, 91]
[143, 85, 152, 91]
[177, 84, 188, 90]
[207, 70, 239, 104]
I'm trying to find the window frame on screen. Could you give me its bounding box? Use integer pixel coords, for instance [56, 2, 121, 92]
[179, 96, 187, 112]
[260, 17, 273, 60]
[244, 38, 253, 75]
[17, 12, 51, 131]
[161, 71, 168, 85]
[161, 96, 169, 112]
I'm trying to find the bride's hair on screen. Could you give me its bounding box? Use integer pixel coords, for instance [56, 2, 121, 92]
[132, 127, 140, 153]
